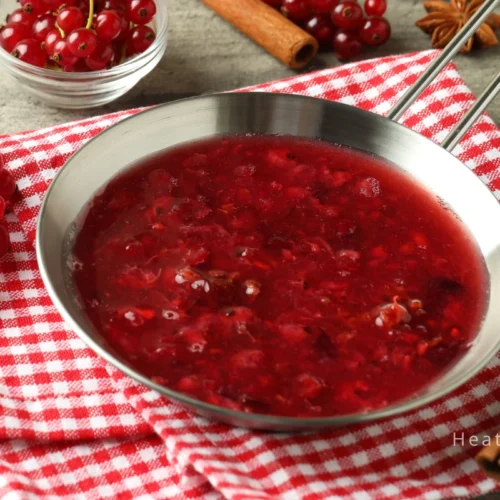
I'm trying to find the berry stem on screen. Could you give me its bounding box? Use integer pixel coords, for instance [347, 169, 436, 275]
[55, 22, 65, 38]
[86, 0, 94, 30]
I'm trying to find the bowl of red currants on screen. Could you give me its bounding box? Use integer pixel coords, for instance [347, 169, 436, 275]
[0, 0, 168, 109]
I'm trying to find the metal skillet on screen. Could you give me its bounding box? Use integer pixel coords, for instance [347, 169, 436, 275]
[37, 0, 500, 431]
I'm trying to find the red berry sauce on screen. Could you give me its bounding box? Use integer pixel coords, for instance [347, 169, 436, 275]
[71, 135, 487, 418]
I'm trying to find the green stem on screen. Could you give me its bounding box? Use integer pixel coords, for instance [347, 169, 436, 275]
[86, 0, 94, 30]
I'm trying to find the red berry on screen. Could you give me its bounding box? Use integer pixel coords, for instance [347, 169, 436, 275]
[86, 39, 114, 69]
[7, 8, 37, 28]
[0, 170, 16, 198]
[364, 0, 386, 16]
[0, 225, 10, 259]
[32, 14, 56, 41]
[97, 0, 125, 11]
[12, 38, 47, 67]
[52, 38, 79, 66]
[114, 13, 130, 41]
[304, 15, 335, 49]
[309, 0, 339, 14]
[331, 1, 364, 31]
[43, 29, 62, 55]
[0, 197, 6, 220]
[126, 25, 155, 54]
[20, 0, 45, 14]
[126, 0, 156, 25]
[57, 7, 85, 33]
[95, 10, 122, 41]
[0, 23, 33, 53]
[67, 28, 97, 57]
[333, 30, 363, 60]
[44, 0, 66, 8]
[280, 0, 311, 23]
[261, 0, 281, 7]
[359, 16, 391, 45]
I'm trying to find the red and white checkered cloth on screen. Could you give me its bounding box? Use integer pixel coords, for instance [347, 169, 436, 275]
[0, 49, 499, 499]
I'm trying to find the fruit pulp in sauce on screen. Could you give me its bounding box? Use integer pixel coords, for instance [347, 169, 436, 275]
[71, 135, 487, 417]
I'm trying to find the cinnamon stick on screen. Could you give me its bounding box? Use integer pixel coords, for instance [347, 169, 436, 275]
[476, 434, 500, 480]
[201, 0, 319, 69]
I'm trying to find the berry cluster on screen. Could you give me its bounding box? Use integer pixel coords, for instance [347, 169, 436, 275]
[264, 0, 391, 60]
[0, 157, 16, 259]
[0, 0, 157, 72]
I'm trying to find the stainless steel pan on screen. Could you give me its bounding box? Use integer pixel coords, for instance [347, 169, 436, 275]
[36, 0, 500, 431]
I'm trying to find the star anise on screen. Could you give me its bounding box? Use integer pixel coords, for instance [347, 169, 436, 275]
[416, 0, 500, 52]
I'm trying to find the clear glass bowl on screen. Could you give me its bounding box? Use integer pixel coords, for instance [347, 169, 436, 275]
[0, 0, 168, 109]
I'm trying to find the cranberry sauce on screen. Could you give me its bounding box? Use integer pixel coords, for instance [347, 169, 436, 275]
[71, 135, 487, 417]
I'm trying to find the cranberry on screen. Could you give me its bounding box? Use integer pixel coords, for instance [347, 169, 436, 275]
[0, 23, 33, 53]
[125, 0, 156, 25]
[126, 25, 155, 54]
[331, 1, 364, 31]
[359, 16, 391, 46]
[333, 30, 363, 60]
[86, 39, 114, 69]
[95, 10, 122, 41]
[67, 28, 98, 57]
[304, 15, 335, 49]
[0, 225, 10, 259]
[52, 38, 79, 66]
[280, 0, 311, 23]
[309, 0, 339, 14]
[364, 0, 386, 16]
[32, 14, 56, 41]
[42, 29, 62, 55]
[7, 8, 37, 28]
[12, 38, 47, 67]
[56, 7, 85, 33]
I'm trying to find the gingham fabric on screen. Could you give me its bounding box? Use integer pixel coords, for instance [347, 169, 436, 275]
[0, 49, 499, 499]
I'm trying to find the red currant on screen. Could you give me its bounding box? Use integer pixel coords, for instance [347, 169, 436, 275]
[261, 0, 281, 7]
[20, 0, 45, 14]
[95, 10, 122, 41]
[52, 38, 79, 66]
[309, 0, 339, 14]
[0, 197, 6, 220]
[304, 15, 335, 49]
[0, 23, 33, 53]
[125, 0, 156, 25]
[44, 0, 66, 8]
[97, 0, 125, 11]
[364, 0, 386, 16]
[0, 169, 16, 198]
[114, 13, 130, 41]
[7, 8, 37, 28]
[86, 39, 114, 69]
[56, 7, 85, 34]
[333, 30, 363, 60]
[331, 1, 364, 31]
[0, 224, 10, 259]
[280, 0, 311, 23]
[32, 14, 56, 41]
[67, 28, 98, 57]
[126, 25, 155, 54]
[42, 29, 62, 55]
[359, 16, 391, 45]
[12, 38, 47, 67]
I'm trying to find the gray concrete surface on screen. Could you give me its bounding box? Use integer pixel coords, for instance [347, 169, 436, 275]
[0, 0, 499, 134]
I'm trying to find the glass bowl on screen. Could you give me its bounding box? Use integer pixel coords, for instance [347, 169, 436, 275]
[0, 0, 168, 109]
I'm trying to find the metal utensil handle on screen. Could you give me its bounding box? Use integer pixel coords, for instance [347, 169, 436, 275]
[386, 0, 500, 122]
[441, 71, 500, 151]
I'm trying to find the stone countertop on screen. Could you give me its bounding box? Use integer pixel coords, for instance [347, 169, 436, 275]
[0, 0, 499, 135]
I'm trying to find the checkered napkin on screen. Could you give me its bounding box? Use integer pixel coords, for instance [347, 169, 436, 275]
[1, 49, 500, 499]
